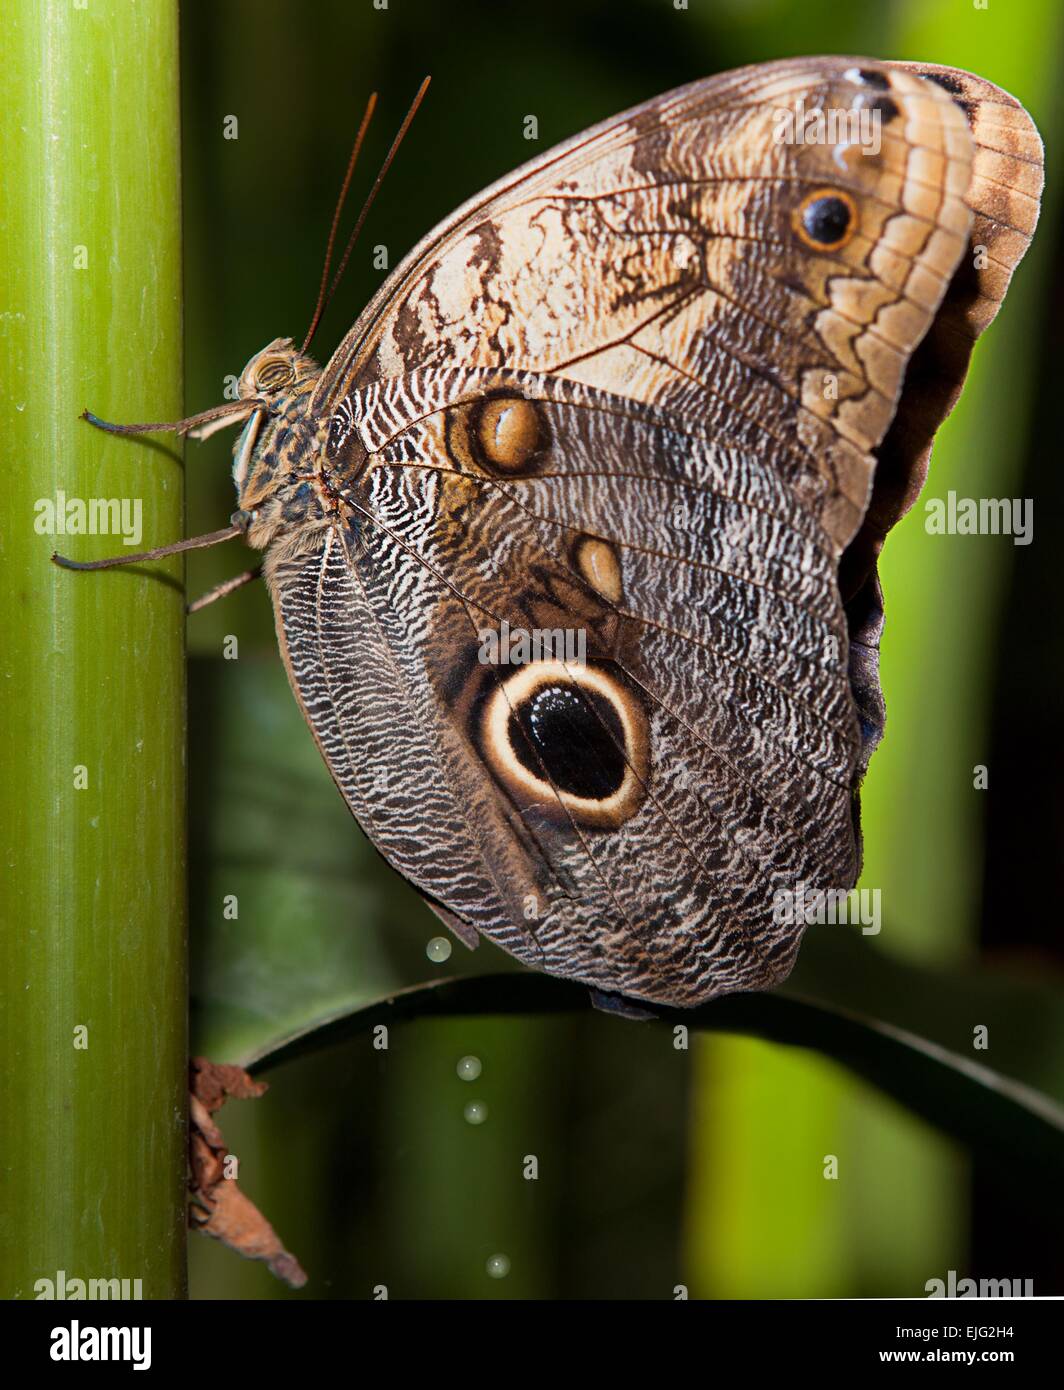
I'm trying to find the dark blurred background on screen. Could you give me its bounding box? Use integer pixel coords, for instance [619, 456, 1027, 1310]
[179, 0, 1064, 1298]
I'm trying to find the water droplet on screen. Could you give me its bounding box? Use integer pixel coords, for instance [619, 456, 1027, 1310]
[426, 936, 451, 963]
[456, 1055, 481, 1081]
[464, 1101, 488, 1125]
[486, 1254, 510, 1279]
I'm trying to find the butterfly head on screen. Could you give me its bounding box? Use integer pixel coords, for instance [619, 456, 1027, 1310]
[236, 337, 321, 401]
[229, 338, 329, 550]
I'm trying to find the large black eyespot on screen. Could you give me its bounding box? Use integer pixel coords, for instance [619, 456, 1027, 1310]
[476, 660, 649, 829]
[794, 190, 858, 251]
[509, 683, 626, 799]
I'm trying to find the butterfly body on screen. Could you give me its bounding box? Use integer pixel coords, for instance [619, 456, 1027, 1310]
[184, 60, 1044, 1007]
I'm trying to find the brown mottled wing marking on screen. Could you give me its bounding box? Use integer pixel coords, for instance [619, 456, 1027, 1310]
[328, 391, 863, 1001]
[845, 64, 1043, 559]
[840, 63, 1043, 774]
[263, 58, 1040, 1007]
[270, 530, 531, 955]
[317, 60, 977, 546]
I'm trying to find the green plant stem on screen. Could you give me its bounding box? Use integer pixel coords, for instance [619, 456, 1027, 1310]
[0, 0, 186, 1299]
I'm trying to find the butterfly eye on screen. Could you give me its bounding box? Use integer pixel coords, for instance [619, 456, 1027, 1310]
[254, 357, 295, 392]
[479, 661, 648, 829]
[794, 189, 858, 251]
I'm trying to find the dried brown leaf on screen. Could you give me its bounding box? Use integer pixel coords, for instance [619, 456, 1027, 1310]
[188, 1056, 307, 1289]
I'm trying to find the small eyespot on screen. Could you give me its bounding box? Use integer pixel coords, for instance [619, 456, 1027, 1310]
[794, 190, 858, 251]
[469, 395, 548, 474]
[920, 69, 975, 123]
[845, 67, 891, 90]
[572, 534, 623, 603]
[867, 94, 900, 124]
[255, 357, 295, 392]
[922, 70, 965, 96]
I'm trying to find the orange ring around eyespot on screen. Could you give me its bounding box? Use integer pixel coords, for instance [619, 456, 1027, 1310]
[792, 188, 859, 252]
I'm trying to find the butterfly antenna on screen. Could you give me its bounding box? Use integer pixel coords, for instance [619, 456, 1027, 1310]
[301, 91, 379, 354]
[300, 76, 431, 354]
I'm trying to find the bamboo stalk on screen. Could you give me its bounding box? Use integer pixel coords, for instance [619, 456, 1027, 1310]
[0, 0, 186, 1299]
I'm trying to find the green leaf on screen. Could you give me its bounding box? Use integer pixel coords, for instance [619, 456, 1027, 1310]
[242, 974, 1064, 1179]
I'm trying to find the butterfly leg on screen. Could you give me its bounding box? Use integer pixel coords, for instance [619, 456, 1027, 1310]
[186, 565, 263, 614]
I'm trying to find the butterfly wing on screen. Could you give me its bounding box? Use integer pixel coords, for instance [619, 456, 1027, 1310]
[268, 58, 1041, 1006]
[840, 63, 1043, 768]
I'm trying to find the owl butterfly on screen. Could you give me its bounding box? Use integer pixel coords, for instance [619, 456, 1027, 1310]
[68, 58, 1042, 1011]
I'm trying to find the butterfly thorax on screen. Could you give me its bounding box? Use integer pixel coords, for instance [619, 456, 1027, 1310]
[230, 337, 335, 555]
